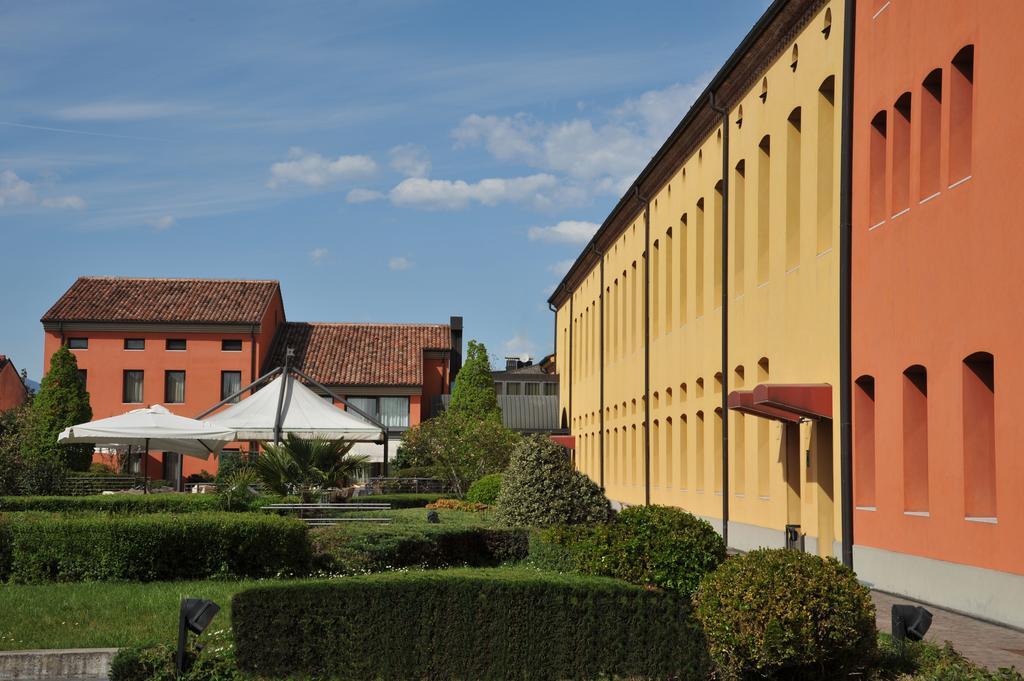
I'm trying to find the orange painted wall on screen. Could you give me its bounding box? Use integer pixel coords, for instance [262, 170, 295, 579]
[0, 361, 28, 412]
[851, 0, 1024, 575]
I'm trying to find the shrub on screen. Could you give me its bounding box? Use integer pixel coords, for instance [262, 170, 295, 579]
[425, 498, 487, 512]
[494, 435, 610, 527]
[233, 568, 711, 680]
[352, 493, 443, 508]
[542, 505, 725, 596]
[310, 524, 526, 574]
[447, 339, 502, 422]
[25, 346, 93, 472]
[3, 511, 311, 582]
[694, 548, 877, 680]
[466, 472, 502, 505]
[0, 494, 239, 514]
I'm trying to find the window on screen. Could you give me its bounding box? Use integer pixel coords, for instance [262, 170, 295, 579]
[347, 396, 378, 420]
[786, 107, 802, 269]
[734, 365, 746, 495]
[822, 7, 832, 38]
[166, 339, 186, 351]
[652, 239, 660, 335]
[902, 365, 929, 513]
[696, 198, 705, 316]
[665, 228, 673, 331]
[963, 352, 995, 519]
[164, 370, 185, 403]
[494, 382, 504, 395]
[734, 160, 746, 296]
[68, 337, 88, 349]
[757, 136, 771, 284]
[757, 357, 770, 497]
[854, 375, 876, 507]
[680, 214, 689, 323]
[713, 407, 723, 493]
[869, 111, 888, 226]
[713, 181, 724, 306]
[920, 69, 943, 199]
[949, 45, 974, 183]
[222, 339, 243, 352]
[524, 382, 540, 396]
[123, 370, 144, 403]
[790, 44, 799, 71]
[379, 397, 410, 428]
[124, 338, 145, 350]
[221, 371, 242, 403]
[652, 419, 660, 487]
[78, 369, 87, 388]
[506, 382, 521, 396]
[679, 414, 688, 489]
[892, 92, 912, 215]
[665, 417, 673, 489]
[543, 382, 557, 396]
[817, 76, 836, 253]
[695, 410, 705, 491]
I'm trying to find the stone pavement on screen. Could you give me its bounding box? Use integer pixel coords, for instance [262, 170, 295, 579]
[872, 590, 1024, 671]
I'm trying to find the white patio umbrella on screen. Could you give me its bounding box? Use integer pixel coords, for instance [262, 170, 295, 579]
[58, 404, 237, 457]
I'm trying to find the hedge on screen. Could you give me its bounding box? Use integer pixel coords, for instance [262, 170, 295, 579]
[233, 568, 711, 680]
[0, 494, 226, 514]
[310, 523, 527, 574]
[0, 512, 310, 582]
[346, 493, 443, 508]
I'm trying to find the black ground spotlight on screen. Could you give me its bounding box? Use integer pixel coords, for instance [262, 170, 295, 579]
[892, 604, 933, 650]
[176, 598, 221, 675]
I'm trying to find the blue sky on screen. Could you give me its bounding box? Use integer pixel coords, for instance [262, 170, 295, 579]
[0, 0, 767, 380]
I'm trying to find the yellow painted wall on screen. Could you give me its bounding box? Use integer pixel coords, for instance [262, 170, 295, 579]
[557, 1, 845, 556]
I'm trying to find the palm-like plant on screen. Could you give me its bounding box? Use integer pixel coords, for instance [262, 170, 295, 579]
[256, 434, 369, 502]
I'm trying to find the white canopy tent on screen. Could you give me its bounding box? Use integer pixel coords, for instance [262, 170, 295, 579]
[204, 372, 383, 442]
[58, 404, 236, 458]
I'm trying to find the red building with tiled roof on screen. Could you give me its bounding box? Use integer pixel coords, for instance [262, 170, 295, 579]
[0, 355, 29, 413]
[42, 277, 461, 487]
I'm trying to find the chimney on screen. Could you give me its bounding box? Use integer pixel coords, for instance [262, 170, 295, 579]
[449, 316, 463, 384]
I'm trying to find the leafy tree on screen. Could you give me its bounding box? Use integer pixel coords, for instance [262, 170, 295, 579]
[253, 434, 369, 502]
[26, 346, 93, 472]
[399, 411, 519, 497]
[448, 340, 501, 422]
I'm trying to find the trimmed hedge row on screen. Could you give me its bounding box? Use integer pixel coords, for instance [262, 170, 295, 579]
[233, 568, 711, 680]
[350, 493, 443, 508]
[0, 512, 310, 582]
[310, 523, 527, 574]
[0, 494, 225, 514]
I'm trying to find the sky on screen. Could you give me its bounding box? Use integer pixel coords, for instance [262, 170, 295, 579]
[0, 0, 769, 380]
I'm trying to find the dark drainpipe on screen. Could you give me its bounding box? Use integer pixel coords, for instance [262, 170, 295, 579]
[838, 0, 858, 569]
[635, 186, 651, 506]
[710, 90, 730, 549]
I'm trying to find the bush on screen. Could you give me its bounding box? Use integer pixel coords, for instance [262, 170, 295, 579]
[2, 511, 311, 582]
[0, 494, 241, 514]
[694, 548, 877, 680]
[494, 435, 610, 527]
[25, 346, 93, 472]
[353, 492, 443, 508]
[538, 505, 725, 596]
[233, 568, 711, 680]
[425, 498, 488, 512]
[310, 523, 527, 574]
[466, 472, 502, 505]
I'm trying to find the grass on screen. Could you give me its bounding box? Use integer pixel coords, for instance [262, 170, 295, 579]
[0, 579, 256, 651]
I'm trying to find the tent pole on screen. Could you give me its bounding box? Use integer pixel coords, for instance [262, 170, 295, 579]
[144, 438, 150, 495]
[273, 350, 292, 444]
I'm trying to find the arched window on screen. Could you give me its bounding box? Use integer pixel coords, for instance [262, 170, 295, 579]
[786, 107, 802, 270]
[734, 160, 747, 296]
[696, 198, 706, 316]
[822, 8, 832, 39]
[713, 407, 724, 493]
[679, 413, 689, 489]
[854, 375, 876, 508]
[680, 213, 689, 324]
[760, 77, 768, 103]
[869, 111, 888, 227]
[790, 44, 799, 71]
[561, 408, 568, 431]
[734, 365, 746, 494]
[949, 45, 975, 183]
[817, 76, 836, 254]
[892, 92, 912, 215]
[713, 181, 724, 306]
[902, 365, 929, 513]
[757, 357, 771, 497]
[757, 135, 771, 283]
[963, 352, 995, 519]
[696, 410, 706, 492]
[920, 69, 943, 200]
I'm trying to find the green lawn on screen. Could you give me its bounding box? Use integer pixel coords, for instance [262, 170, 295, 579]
[0, 579, 255, 650]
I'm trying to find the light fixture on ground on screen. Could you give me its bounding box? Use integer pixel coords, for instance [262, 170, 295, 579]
[891, 604, 933, 650]
[176, 598, 220, 675]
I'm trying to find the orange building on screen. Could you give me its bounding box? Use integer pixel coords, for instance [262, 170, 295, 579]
[42, 277, 461, 488]
[0, 355, 29, 413]
[851, 0, 1024, 627]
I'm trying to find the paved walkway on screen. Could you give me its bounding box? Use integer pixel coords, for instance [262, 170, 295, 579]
[872, 591, 1024, 671]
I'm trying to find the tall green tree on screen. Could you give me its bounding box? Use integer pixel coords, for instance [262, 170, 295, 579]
[27, 346, 93, 471]
[448, 339, 501, 421]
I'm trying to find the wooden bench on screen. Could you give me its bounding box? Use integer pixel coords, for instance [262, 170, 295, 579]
[261, 502, 394, 526]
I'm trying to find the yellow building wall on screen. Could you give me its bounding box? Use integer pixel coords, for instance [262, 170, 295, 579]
[557, 1, 845, 556]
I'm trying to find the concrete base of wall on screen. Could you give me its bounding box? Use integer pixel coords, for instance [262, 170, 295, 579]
[0, 648, 116, 681]
[854, 544, 1024, 630]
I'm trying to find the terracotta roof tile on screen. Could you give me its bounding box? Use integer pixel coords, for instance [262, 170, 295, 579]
[42, 277, 280, 324]
[268, 322, 451, 386]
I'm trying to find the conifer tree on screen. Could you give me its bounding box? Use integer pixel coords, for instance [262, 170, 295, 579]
[27, 346, 93, 471]
[448, 340, 501, 422]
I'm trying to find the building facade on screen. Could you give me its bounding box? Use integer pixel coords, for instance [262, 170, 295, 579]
[850, 0, 1024, 627]
[552, 0, 847, 559]
[42, 277, 460, 487]
[0, 355, 29, 413]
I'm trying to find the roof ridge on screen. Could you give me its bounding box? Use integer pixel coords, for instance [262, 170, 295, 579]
[285, 321, 449, 328]
[76, 276, 280, 284]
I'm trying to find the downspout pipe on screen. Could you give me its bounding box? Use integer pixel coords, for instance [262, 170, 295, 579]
[709, 90, 730, 549]
[838, 0, 858, 569]
[635, 186, 652, 506]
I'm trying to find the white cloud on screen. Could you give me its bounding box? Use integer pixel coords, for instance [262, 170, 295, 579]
[389, 173, 560, 211]
[0, 169, 85, 210]
[310, 247, 329, 264]
[503, 333, 538, 357]
[388, 256, 413, 271]
[548, 259, 575, 276]
[528, 220, 598, 244]
[388, 144, 431, 178]
[149, 215, 175, 230]
[40, 195, 86, 209]
[54, 101, 199, 121]
[267, 147, 377, 189]
[345, 188, 385, 204]
[452, 76, 709, 199]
